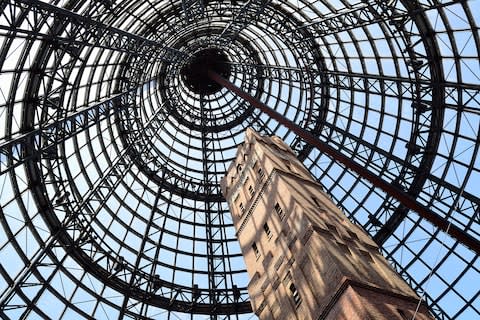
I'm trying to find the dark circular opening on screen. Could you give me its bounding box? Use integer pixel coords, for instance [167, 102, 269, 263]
[181, 48, 231, 95]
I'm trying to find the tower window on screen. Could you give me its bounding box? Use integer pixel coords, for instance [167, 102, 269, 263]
[283, 271, 292, 284]
[239, 202, 245, 215]
[336, 242, 352, 256]
[274, 203, 285, 220]
[325, 223, 339, 236]
[248, 185, 255, 197]
[252, 242, 260, 259]
[263, 222, 272, 239]
[359, 249, 374, 263]
[289, 283, 302, 308]
[312, 196, 321, 208]
[347, 230, 359, 241]
[258, 168, 265, 180]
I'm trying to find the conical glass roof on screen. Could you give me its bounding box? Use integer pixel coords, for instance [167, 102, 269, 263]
[0, 0, 479, 319]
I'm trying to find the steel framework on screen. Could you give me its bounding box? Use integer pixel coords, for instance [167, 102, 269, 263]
[0, 0, 479, 319]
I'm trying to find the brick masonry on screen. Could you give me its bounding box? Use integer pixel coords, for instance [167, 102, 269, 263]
[221, 129, 433, 320]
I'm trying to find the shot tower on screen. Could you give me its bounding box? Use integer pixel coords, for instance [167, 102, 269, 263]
[1, 0, 479, 318]
[222, 129, 433, 319]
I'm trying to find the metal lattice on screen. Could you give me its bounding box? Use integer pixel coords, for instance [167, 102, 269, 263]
[0, 0, 479, 319]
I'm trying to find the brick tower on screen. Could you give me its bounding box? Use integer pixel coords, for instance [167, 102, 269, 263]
[221, 129, 433, 320]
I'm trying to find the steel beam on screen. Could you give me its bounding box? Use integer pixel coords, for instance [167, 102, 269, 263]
[182, 0, 205, 24]
[285, 1, 457, 41]
[5, 95, 251, 314]
[208, 70, 480, 255]
[3, 0, 185, 62]
[0, 91, 134, 175]
[217, 0, 270, 44]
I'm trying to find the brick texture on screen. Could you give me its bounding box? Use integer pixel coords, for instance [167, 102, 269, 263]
[221, 129, 433, 320]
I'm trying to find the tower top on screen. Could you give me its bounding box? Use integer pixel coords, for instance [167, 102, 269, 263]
[221, 129, 297, 199]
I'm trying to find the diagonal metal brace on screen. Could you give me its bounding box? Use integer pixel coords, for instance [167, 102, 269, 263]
[207, 70, 480, 256]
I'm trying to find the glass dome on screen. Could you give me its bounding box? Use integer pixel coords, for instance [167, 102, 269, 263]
[0, 0, 479, 319]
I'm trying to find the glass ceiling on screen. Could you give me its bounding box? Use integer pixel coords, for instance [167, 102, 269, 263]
[0, 0, 479, 319]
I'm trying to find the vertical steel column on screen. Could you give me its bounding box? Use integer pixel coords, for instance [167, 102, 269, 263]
[207, 70, 480, 256]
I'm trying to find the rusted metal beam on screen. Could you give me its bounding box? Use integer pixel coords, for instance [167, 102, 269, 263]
[208, 70, 480, 255]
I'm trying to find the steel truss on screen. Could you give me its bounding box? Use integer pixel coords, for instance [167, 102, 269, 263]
[0, 0, 479, 319]
[182, 0, 205, 24]
[0, 0, 185, 62]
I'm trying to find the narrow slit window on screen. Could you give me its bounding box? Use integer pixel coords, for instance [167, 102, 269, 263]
[263, 222, 272, 239]
[258, 168, 265, 180]
[359, 249, 374, 263]
[289, 283, 302, 308]
[325, 223, 339, 236]
[274, 203, 285, 220]
[337, 242, 352, 256]
[312, 196, 321, 208]
[239, 202, 245, 215]
[248, 185, 255, 197]
[252, 242, 260, 259]
[283, 271, 292, 284]
[285, 160, 292, 171]
[347, 230, 359, 241]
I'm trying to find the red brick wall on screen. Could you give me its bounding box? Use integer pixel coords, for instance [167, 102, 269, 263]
[222, 130, 433, 320]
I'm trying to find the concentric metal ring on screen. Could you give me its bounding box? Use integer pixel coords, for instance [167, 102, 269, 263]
[0, 1, 479, 319]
